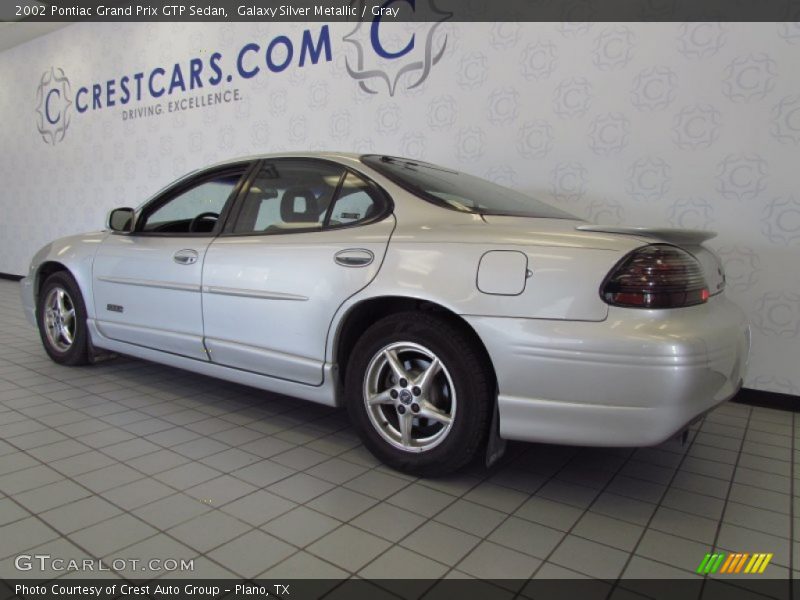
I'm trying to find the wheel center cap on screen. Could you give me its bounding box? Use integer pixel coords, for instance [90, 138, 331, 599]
[399, 389, 413, 405]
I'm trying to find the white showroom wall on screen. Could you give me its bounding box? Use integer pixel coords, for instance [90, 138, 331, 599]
[0, 21, 798, 395]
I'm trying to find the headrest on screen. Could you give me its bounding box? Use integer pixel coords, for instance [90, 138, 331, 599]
[255, 188, 278, 201]
[281, 188, 318, 222]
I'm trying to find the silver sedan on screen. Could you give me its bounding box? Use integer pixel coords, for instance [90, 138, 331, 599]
[20, 153, 750, 475]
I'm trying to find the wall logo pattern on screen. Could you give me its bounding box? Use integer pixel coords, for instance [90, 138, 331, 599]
[3, 22, 800, 395]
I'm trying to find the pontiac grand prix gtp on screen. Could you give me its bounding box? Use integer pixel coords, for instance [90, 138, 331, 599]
[21, 153, 749, 475]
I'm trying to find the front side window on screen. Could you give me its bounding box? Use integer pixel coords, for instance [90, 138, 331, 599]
[139, 171, 243, 234]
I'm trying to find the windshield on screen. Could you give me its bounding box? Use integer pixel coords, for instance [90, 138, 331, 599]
[361, 155, 576, 220]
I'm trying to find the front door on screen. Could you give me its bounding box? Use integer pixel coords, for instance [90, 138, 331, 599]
[92, 165, 249, 360]
[201, 159, 394, 385]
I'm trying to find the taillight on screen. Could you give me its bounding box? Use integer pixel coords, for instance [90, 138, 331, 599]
[601, 244, 709, 309]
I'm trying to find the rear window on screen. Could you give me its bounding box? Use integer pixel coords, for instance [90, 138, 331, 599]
[361, 155, 576, 220]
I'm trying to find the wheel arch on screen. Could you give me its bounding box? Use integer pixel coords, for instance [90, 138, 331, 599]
[331, 295, 498, 401]
[35, 261, 72, 300]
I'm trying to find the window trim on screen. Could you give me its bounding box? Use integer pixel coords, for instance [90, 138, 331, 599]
[130, 161, 257, 237]
[220, 157, 393, 238]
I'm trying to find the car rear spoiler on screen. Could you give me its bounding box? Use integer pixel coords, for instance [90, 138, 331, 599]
[575, 225, 717, 246]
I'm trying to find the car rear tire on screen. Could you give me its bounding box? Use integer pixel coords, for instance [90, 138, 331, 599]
[345, 312, 492, 476]
[36, 271, 90, 366]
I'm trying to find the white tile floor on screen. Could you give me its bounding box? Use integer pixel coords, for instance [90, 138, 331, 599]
[0, 279, 796, 583]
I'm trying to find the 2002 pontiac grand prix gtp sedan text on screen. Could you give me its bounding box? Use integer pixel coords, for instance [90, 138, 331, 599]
[21, 153, 750, 475]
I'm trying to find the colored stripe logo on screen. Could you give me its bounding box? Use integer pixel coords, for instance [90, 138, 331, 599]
[696, 552, 773, 574]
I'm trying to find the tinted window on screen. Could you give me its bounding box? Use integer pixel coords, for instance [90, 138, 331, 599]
[140, 173, 242, 234]
[231, 161, 345, 234]
[362, 155, 576, 220]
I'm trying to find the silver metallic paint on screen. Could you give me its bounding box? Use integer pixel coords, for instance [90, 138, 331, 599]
[20, 152, 750, 447]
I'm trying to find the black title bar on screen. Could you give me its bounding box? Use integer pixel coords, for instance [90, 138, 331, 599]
[4, 0, 800, 22]
[1, 579, 794, 600]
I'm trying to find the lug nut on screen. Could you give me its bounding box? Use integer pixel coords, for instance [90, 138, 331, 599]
[397, 405, 406, 415]
[390, 389, 398, 399]
[411, 403, 420, 413]
[399, 378, 408, 387]
[412, 386, 421, 396]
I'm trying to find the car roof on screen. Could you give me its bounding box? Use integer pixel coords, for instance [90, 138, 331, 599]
[206, 151, 364, 170]
[135, 152, 370, 210]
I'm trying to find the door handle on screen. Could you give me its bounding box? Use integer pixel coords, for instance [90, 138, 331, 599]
[173, 249, 199, 265]
[334, 248, 374, 268]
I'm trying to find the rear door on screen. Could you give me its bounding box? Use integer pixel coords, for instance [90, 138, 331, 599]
[92, 163, 252, 360]
[201, 158, 394, 385]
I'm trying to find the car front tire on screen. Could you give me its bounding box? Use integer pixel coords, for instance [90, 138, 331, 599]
[345, 312, 492, 476]
[36, 271, 90, 366]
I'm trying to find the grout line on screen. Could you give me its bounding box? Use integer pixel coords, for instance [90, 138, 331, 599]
[0, 307, 456, 581]
[523, 448, 642, 583]
[3, 400, 794, 527]
[610, 423, 704, 592]
[0, 381, 378, 579]
[2, 384, 796, 577]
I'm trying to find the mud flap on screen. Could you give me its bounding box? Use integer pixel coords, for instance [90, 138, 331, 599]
[485, 396, 507, 468]
[87, 331, 118, 364]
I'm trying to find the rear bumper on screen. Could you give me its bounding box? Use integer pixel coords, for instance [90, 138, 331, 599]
[465, 295, 750, 446]
[20, 276, 36, 327]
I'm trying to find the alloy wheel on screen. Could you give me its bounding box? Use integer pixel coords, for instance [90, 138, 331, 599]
[363, 341, 457, 453]
[43, 286, 76, 352]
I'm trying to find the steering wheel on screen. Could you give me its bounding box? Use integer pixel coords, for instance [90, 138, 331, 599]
[189, 212, 219, 233]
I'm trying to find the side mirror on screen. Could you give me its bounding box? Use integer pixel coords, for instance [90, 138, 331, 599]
[107, 207, 135, 233]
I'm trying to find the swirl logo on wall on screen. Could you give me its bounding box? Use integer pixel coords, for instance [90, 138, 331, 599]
[516, 120, 553, 159]
[761, 196, 800, 246]
[489, 22, 520, 50]
[584, 199, 625, 225]
[667, 198, 715, 229]
[342, 0, 451, 96]
[551, 162, 588, 203]
[677, 23, 727, 59]
[753, 291, 800, 338]
[722, 54, 777, 103]
[487, 88, 519, 124]
[521, 41, 558, 81]
[427, 95, 457, 130]
[592, 26, 635, 71]
[715, 154, 768, 201]
[456, 52, 488, 89]
[672, 104, 721, 150]
[587, 112, 630, 155]
[771, 95, 800, 145]
[455, 126, 486, 162]
[626, 156, 671, 202]
[35, 67, 73, 145]
[630, 66, 677, 111]
[716, 246, 761, 293]
[777, 22, 800, 45]
[553, 77, 593, 118]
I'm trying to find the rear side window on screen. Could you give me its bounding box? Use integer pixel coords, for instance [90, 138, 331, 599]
[231, 160, 345, 234]
[326, 172, 383, 227]
[230, 160, 388, 235]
